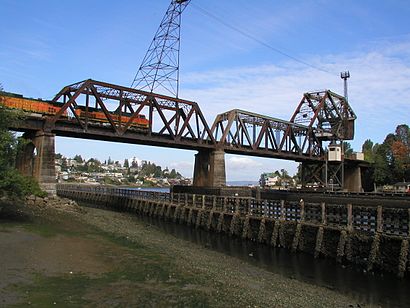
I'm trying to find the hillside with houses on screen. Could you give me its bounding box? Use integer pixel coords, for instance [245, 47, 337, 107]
[55, 154, 191, 187]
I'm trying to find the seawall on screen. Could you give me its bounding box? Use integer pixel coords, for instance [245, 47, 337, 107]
[57, 184, 410, 277]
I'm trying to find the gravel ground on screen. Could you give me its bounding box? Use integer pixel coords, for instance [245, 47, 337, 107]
[69, 206, 368, 307]
[0, 200, 374, 307]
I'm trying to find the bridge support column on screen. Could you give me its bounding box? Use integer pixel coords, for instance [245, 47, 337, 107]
[15, 133, 36, 177]
[193, 149, 226, 187]
[344, 166, 363, 192]
[33, 131, 56, 195]
[16, 131, 56, 195]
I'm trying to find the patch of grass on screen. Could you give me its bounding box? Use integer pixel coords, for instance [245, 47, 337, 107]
[12, 274, 92, 307]
[20, 222, 62, 238]
[11, 252, 211, 307]
[8, 210, 213, 307]
[101, 232, 148, 251]
[20, 210, 98, 239]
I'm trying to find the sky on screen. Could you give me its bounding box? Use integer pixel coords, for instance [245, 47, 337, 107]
[1, 0, 410, 181]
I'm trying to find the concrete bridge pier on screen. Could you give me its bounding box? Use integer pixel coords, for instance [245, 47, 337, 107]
[16, 131, 56, 195]
[193, 149, 226, 187]
[344, 165, 363, 192]
[15, 134, 36, 178]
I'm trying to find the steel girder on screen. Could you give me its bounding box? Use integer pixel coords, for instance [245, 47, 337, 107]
[210, 109, 324, 161]
[31, 81, 360, 163]
[301, 161, 344, 190]
[290, 90, 356, 141]
[46, 79, 215, 145]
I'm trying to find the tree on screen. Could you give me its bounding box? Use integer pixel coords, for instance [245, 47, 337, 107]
[395, 124, 410, 147]
[391, 125, 410, 181]
[280, 168, 291, 179]
[169, 168, 178, 178]
[362, 139, 375, 163]
[0, 88, 45, 197]
[86, 158, 102, 173]
[124, 159, 130, 168]
[61, 157, 68, 172]
[131, 157, 139, 168]
[154, 165, 162, 178]
[73, 155, 84, 163]
[391, 140, 409, 181]
[363, 124, 410, 186]
[343, 141, 354, 157]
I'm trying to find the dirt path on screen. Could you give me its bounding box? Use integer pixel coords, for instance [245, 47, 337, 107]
[0, 201, 372, 307]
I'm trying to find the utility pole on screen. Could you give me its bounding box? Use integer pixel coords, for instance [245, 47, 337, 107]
[340, 71, 350, 101]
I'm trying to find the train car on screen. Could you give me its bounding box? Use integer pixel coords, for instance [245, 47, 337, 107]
[0, 91, 67, 116]
[74, 109, 149, 129]
[1, 91, 149, 129]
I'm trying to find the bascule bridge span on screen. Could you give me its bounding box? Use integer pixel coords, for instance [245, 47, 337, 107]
[1, 79, 362, 194]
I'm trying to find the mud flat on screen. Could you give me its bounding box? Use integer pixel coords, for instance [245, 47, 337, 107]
[0, 200, 392, 307]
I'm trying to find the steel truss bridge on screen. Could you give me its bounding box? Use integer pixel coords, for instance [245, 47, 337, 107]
[9, 79, 356, 164]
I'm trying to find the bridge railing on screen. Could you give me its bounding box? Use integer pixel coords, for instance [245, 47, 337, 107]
[56, 184, 410, 237]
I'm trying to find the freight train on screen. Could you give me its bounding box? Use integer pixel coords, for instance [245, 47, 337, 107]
[0, 91, 149, 129]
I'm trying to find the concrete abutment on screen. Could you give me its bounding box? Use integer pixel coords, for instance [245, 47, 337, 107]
[193, 149, 226, 187]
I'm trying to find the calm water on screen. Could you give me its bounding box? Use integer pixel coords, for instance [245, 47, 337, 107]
[129, 183, 258, 193]
[128, 187, 170, 193]
[126, 187, 410, 307]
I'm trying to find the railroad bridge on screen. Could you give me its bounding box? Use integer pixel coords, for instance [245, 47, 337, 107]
[1, 79, 364, 194]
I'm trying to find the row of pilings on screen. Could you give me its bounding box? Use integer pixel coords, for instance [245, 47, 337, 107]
[57, 187, 410, 277]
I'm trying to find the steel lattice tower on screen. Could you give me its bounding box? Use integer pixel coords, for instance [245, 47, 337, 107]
[131, 0, 191, 97]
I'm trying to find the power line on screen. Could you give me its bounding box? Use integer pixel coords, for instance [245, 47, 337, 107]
[191, 3, 335, 75]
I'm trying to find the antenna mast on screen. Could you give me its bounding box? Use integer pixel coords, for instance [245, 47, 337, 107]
[131, 0, 191, 98]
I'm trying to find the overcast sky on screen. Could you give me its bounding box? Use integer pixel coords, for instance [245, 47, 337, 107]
[1, 0, 409, 180]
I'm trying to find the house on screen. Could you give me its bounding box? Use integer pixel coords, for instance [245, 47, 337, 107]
[260, 173, 280, 188]
[393, 182, 410, 193]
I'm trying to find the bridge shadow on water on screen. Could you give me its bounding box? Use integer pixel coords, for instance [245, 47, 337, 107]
[136, 214, 410, 307]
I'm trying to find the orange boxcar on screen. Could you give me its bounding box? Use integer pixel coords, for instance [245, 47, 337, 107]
[1, 95, 66, 116]
[1, 93, 149, 129]
[75, 109, 149, 128]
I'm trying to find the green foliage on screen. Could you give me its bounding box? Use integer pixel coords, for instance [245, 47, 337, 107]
[76, 158, 103, 173]
[168, 168, 179, 179]
[0, 91, 46, 197]
[343, 142, 354, 157]
[362, 124, 410, 186]
[61, 157, 68, 171]
[362, 139, 375, 163]
[73, 155, 84, 163]
[0, 170, 47, 197]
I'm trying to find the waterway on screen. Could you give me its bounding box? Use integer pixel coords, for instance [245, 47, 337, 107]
[121, 188, 410, 307]
[106, 187, 410, 307]
[129, 187, 410, 307]
[128, 181, 258, 193]
[128, 187, 170, 193]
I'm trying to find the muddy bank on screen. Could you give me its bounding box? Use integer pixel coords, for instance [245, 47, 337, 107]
[0, 199, 382, 307]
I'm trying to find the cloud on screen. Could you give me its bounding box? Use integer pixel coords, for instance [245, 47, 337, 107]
[170, 160, 194, 177]
[181, 37, 410, 151]
[227, 156, 263, 169]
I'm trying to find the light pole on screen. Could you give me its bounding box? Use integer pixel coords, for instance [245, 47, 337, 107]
[340, 71, 350, 101]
